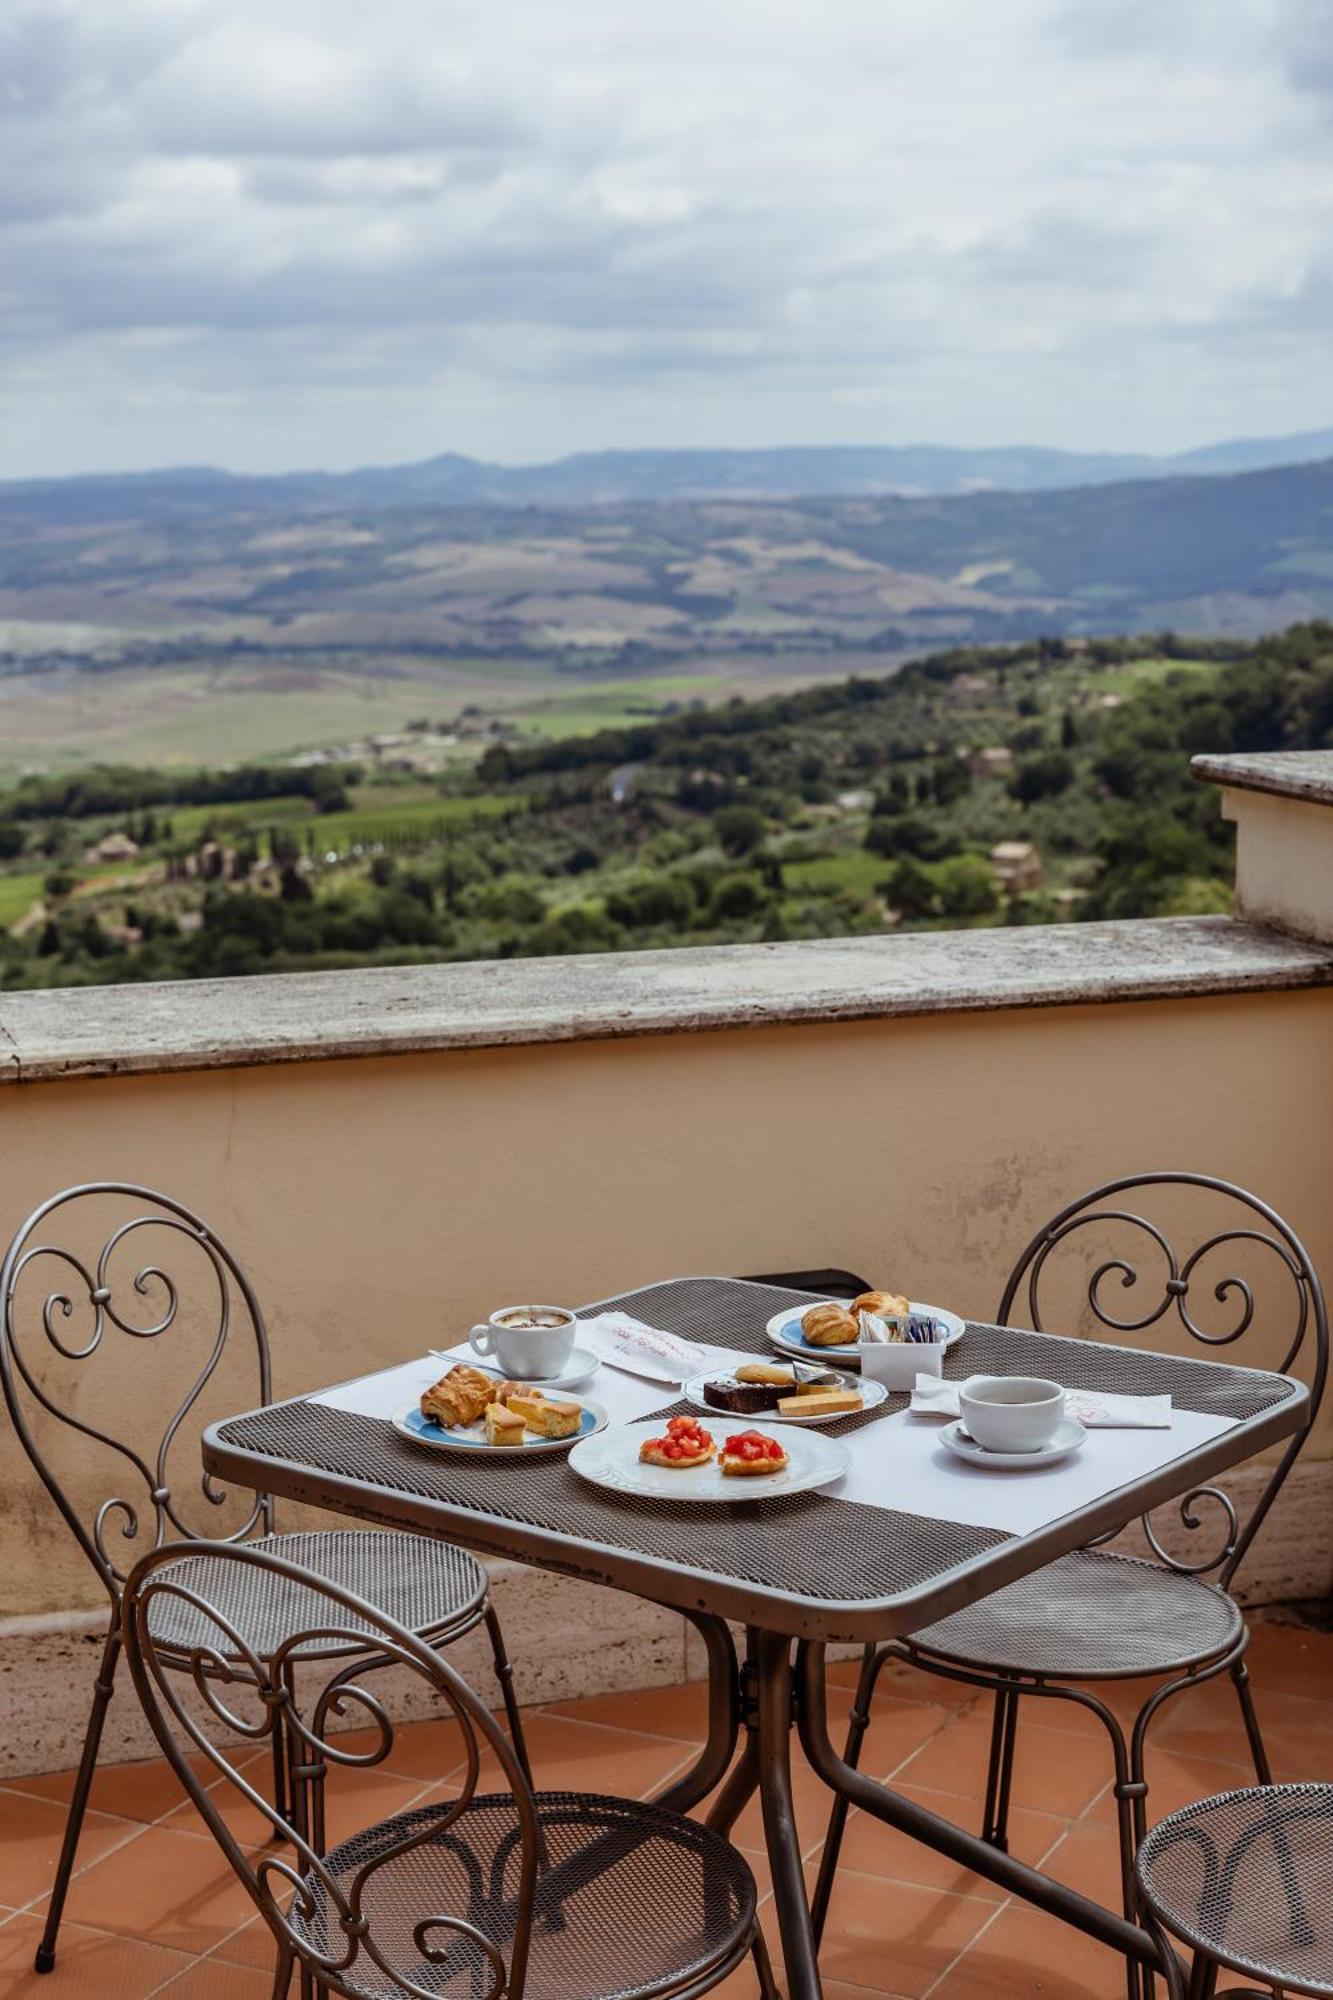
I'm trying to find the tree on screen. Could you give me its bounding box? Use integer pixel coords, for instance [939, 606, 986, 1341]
[1010, 751, 1074, 804]
[933, 854, 998, 918]
[880, 857, 936, 919]
[713, 804, 766, 857]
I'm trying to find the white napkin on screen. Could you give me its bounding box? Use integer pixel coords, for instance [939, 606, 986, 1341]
[577, 1311, 710, 1383]
[908, 1374, 1172, 1428]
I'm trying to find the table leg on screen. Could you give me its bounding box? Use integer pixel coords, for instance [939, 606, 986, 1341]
[656, 1612, 742, 1817]
[755, 1627, 823, 2000]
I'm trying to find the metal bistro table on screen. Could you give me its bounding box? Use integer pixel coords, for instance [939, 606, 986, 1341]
[202, 1278, 1307, 2000]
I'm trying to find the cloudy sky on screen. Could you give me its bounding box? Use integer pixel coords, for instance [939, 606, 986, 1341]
[1, 0, 1330, 476]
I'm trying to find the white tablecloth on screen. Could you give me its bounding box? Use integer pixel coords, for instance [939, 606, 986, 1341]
[312, 1343, 1235, 1539]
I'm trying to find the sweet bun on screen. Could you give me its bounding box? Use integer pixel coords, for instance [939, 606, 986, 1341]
[800, 1303, 859, 1347]
[851, 1290, 911, 1320]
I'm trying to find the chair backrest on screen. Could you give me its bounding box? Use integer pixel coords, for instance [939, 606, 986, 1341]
[122, 1540, 539, 2000]
[997, 1172, 1328, 1586]
[0, 1183, 274, 1603]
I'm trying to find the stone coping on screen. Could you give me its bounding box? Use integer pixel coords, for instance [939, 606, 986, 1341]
[2, 915, 1332, 1084]
[1193, 750, 1333, 804]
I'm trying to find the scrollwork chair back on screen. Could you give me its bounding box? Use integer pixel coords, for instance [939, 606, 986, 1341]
[997, 1172, 1327, 1586]
[0, 1183, 274, 1601]
[123, 1541, 539, 2000]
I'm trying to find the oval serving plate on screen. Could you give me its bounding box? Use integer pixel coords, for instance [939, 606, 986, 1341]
[392, 1398, 607, 1456]
[570, 1418, 850, 1503]
[765, 1301, 965, 1368]
[680, 1371, 888, 1426]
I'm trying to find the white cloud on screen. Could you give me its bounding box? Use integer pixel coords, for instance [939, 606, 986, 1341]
[0, 0, 1328, 473]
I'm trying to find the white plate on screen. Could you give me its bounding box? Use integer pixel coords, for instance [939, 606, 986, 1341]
[940, 1416, 1086, 1470]
[436, 1345, 602, 1392]
[766, 1301, 965, 1367]
[680, 1371, 888, 1426]
[570, 1418, 850, 1503]
[393, 1397, 607, 1455]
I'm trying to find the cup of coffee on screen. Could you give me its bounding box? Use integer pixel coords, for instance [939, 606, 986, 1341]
[470, 1305, 576, 1381]
[959, 1376, 1065, 1454]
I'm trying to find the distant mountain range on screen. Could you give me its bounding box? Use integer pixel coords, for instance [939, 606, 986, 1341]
[6, 426, 1333, 520]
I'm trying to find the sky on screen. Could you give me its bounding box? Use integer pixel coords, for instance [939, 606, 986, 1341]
[1, 0, 1331, 477]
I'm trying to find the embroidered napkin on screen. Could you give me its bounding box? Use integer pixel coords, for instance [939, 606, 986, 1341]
[577, 1311, 711, 1383]
[909, 1374, 1172, 1428]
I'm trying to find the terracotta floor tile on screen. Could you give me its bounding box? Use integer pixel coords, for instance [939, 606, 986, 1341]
[10, 1750, 217, 1827]
[1245, 1619, 1333, 1703]
[818, 1780, 1068, 1901]
[894, 1710, 1114, 1821]
[547, 1679, 712, 1742]
[1153, 1682, 1333, 1781]
[1040, 1819, 1139, 1913]
[159, 1753, 434, 1854]
[826, 1653, 980, 1711]
[0, 1788, 143, 1908]
[48, 1824, 258, 1957]
[330, 1712, 470, 1785]
[719, 1749, 848, 1858]
[1086, 1745, 1251, 1830]
[823, 1698, 961, 1781]
[0, 1910, 194, 1999]
[467, 1711, 697, 1801]
[936, 1898, 1132, 2000]
[151, 1956, 280, 1999]
[810, 1863, 996, 1998]
[205, 1916, 283, 1975]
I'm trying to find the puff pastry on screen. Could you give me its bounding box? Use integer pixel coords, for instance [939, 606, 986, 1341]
[851, 1290, 911, 1320]
[420, 1365, 496, 1428]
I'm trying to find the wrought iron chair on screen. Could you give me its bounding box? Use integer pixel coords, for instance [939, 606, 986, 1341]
[122, 1539, 773, 2000]
[812, 1173, 1327, 2000]
[1, 1182, 532, 1976]
[1136, 1783, 1333, 1999]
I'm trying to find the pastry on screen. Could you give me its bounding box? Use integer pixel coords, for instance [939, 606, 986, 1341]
[703, 1376, 779, 1415]
[735, 1362, 801, 1387]
[505, 1390, 582, 1440]
[719, 1429, 789, 1477]
[484, 1401, 527, 1447]
[800, 1303, 859, 1347]
[852, 1290, 911, 1320]
[420, 1365, 497, 1428]
[776, 1386, 862, 1418]
[639, 1415, 715, 1467]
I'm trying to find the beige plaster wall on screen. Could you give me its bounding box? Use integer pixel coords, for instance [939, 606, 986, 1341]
[1227, 787, 1333, 945]
[2, 984, 1331, 1620]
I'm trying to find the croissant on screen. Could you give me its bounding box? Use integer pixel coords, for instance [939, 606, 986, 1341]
[852, 1290, 911, 1320]
[420, 1364, 496, 1429]
[800, 1303, 859, 1347]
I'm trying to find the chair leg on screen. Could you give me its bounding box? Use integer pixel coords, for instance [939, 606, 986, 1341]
[483, 1602, 533, 1786]
[1230, 1658, 1273, 1786]
[811, 1644, 882, 1946]
[982, 1685, 1020, 1852]
[34, 1625, 121, 1975]
[1185, 1948, 1218, 2000]
[751, 1924, 780, 2000]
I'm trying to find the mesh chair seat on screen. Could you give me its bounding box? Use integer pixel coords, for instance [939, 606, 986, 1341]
[288, 1792, 759, 2000]
[909, 1548, 1243, 1679]
[148, 1531, 488, 1661]
[1136, 1784, 1333, 1997]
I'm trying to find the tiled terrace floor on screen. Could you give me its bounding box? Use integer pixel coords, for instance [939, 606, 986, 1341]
[2, 1616, 1329, 2000]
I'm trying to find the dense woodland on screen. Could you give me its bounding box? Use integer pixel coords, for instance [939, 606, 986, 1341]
[1, 621, 1329, 989]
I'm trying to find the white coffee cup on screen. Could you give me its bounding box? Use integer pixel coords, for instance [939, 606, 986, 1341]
[959, 1376, 1065, 1453]
[470, 1304, 576, 1380]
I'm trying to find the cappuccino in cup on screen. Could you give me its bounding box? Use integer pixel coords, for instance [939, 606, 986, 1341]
[470, 1304, 576, 1380]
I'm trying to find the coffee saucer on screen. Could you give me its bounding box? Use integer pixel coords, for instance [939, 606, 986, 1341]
[444, 1346, 602, 1392]
[941, 1417, 1086, 1470]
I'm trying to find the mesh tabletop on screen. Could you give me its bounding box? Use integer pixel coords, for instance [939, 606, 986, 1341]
[210, 1278, 1300, 1640]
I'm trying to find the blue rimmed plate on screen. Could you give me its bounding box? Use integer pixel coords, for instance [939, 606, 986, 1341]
[765, 1302, 965, 1368]
[392, 1398, 607, 1455]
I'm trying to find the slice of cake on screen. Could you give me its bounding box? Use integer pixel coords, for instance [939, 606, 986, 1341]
[776, 1386, 862, 1418]
[504, 1390, 582, 1440]
[484, 1401, 527, 1447]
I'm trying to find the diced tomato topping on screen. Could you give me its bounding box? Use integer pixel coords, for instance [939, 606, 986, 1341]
[766, 1438, 784, 1458]
[663, 1441, 682, 1459]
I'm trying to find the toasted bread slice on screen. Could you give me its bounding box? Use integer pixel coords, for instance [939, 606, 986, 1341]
[484, 1401, 527, 1447]
[719, 1448, 788, 1477]
[639, 1436, 715, 1467]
